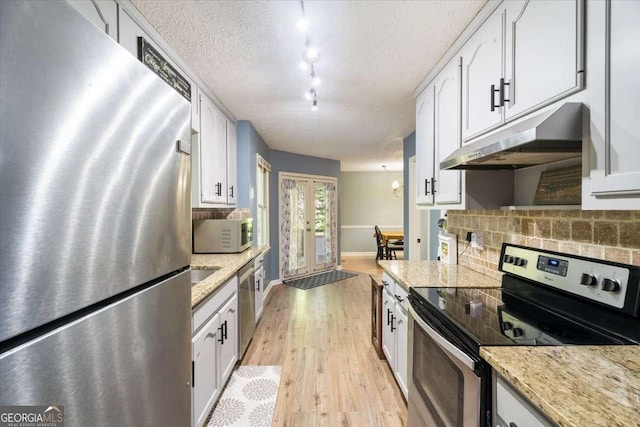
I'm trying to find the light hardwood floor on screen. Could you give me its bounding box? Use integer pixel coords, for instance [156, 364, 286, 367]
[241, 257, 407, 426]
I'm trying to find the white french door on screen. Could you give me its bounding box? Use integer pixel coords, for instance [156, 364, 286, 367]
[279, 173, 337, 279]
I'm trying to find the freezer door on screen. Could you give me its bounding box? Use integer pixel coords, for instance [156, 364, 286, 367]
[0, 1, 192, 341]
[0, 271, 192, 426]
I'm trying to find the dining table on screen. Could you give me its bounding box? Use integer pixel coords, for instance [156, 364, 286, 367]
[377, 230, 404, 247]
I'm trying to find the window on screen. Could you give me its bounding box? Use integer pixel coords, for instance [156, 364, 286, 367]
[256, 154, 270, 247]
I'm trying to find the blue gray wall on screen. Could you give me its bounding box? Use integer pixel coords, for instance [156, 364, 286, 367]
[236, 121, 271, 274]
[403, 132, 416, 259]
[268, 150, 341, 281]
[237, 121, 270, 221]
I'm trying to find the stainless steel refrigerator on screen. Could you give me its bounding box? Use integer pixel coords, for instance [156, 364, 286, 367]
[0, 1, 192, 425]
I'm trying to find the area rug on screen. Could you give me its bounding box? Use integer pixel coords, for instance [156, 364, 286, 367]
[283, 270, 357, 290]
[207, 366, 282, 427]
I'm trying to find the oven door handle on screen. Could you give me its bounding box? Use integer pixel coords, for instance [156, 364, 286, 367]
[409, 305, 476, 371]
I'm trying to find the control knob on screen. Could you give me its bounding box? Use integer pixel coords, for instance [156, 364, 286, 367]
[580, 273, 597, 286]
[503, 254, 514, 264]
[601, 278, 620, 292]
[511, 327, 524, 338]
[502, 321, 513, 331]
[514, 257, 527, 267]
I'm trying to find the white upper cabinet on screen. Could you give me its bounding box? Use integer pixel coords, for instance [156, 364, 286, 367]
[460, 0, 583, 142]
[434, 58, 462, 205]
[415, 86, 435, 206]
[118, 8, 153, 60]
[585, 0, 640, 208]
[67, 0, 117, 41]
[199, 94, 228, 205]
[226, 122, 237, 206]
[195, 94, 237, 207]
[504, 0, 583, 120]
[461, 7, 504, 141]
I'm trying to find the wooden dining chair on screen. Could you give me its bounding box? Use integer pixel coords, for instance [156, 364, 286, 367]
[374, 225, 385, 261]
[386, 238, 404, 260]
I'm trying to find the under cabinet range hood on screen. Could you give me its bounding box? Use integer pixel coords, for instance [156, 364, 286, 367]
[440, 103, 584, 170]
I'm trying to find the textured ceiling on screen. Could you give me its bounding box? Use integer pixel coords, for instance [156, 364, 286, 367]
[131, 0, 485, 171]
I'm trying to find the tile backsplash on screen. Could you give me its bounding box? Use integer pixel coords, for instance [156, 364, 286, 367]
[447, 210, 640, 280]
[192, 208, 250, 221]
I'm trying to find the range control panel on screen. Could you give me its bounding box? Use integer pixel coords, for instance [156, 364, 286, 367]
[500, 244, 631, 309]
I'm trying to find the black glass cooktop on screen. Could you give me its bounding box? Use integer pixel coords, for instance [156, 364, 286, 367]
[409, 281, 640, 354]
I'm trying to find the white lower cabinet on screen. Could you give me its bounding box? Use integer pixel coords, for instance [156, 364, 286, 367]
[495, 375, 554, 427]
[218, 294, 238, 384]
[381, 272, 408, 399]
[255, 268, 264, 321]
[192, 277, 238, 427]
[192, 312, 221, 427]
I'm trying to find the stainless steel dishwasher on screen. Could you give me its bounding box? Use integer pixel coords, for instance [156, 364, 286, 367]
[238, 261, 255, 358]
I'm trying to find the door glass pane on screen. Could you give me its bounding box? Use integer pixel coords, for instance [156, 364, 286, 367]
[413, 324, 464, 427]
[314, 184, 327, 264]
[294, 182, 307, 269]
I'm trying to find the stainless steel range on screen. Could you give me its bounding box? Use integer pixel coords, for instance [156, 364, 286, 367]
[407, 243, 640, 427]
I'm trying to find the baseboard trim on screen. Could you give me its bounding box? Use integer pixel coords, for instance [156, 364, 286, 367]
[341, 252, 377, 257]
[263, 279, 282, 301]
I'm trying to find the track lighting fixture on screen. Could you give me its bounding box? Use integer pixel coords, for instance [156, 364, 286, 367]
[297, 0, 322, 111]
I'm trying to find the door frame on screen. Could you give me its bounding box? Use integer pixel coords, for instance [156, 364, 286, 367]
[278, 172, 338, 279]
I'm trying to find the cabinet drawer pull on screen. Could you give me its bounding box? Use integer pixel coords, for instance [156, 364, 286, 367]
[229, 185, 234, 198]
[509, 423, 518, 427]
[395, 294, 404, 303]
[382, 280, 389, 287]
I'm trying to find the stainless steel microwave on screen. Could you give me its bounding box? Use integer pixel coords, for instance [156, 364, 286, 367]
[193, 218, 253, 253]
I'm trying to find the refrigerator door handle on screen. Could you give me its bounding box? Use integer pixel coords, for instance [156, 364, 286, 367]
[176, 139, 191, 155]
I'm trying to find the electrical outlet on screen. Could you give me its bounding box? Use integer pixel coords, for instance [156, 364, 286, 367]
[471, 231, 484, 250]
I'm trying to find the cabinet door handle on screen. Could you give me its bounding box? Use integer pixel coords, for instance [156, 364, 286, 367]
[395, 294, 404, 303]
[229, 185, 234, 198]
[430, 177, 437, 194]
[500, 78, 510, 106]
[217, 326, 224, 344]
[387, 308, 392, 326]
[390, 314, 396, 332]
[425, 178, 430, 196]
[223, 320, 228, 340]
[490, 84, 501, 112]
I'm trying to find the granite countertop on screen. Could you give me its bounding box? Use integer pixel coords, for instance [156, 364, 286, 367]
[190, 246, 269, 309]
[481, 346, 640, 427]
[378, 260, 502, 290]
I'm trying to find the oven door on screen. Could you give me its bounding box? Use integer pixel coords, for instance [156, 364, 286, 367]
[408, 305, 482, 427]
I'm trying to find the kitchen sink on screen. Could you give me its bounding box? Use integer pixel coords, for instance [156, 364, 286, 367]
[190, 268, 220, 286]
